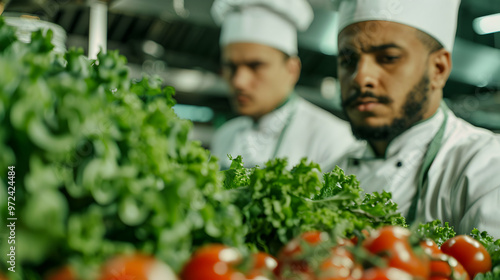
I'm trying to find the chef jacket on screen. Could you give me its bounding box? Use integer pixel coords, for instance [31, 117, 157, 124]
[329, 103, 500, 238]
[212, 95, 356, 171]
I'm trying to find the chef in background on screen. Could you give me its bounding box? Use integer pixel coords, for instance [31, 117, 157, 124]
[210, 0, 356, 170]
[331, 0, 500, 237]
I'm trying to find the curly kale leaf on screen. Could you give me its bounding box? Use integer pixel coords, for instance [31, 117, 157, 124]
[415, 220, 456, 246]
[222, 161, 406, 255]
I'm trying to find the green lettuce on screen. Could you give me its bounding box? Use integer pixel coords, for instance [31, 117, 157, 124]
[0, 17, 243, 279]
[222, 157, 406, 254]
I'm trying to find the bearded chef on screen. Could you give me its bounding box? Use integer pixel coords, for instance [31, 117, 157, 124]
[330, 0, 500, 237]
[210, 0, 357, 170]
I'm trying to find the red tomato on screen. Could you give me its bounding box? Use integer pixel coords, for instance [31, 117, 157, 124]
[440, 235, 491, 279]
[363, 226, 430, 278]
[277, 231, 362, 280]
[180, 244, 245, 280]
[100, 254, 177, 280]
[318, 246, 363, 280]
[429, 253, 470, 280]
[246, 252, 278, 279]
[294, 231, 327, 247]
[276, 231, 329, 279]
[45, 265, 77, 280]
[420, 239, 442, 256]
[360, 267, 413, 280]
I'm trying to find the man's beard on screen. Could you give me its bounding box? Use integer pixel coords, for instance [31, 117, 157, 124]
[342, 73, 430, 142]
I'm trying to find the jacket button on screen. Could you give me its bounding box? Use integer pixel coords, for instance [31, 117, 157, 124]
[396, 161, 403, 167]
[352, 159, 360, 166]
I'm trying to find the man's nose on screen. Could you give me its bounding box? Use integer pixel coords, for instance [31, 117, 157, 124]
[352, 56, 379, 91]
[231, 66, 252, 90]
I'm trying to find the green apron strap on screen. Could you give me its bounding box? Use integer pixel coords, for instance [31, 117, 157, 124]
[406, 102, 449, 225]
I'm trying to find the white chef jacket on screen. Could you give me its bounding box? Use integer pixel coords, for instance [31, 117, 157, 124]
[211, 95, 356, 171]
[330, 104, 500, 238]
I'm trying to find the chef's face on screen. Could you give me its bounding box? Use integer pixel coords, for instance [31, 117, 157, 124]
[337, 21, 447, 141]
[221, 43, 300, 120]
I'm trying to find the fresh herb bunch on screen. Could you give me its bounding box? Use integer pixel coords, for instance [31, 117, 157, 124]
[0, 17, 243, 279]
[222, 156, 406, 255]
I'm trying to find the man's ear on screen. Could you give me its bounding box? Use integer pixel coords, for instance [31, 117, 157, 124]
[429, 49, 452, 90]
[287, 56, 302, 84]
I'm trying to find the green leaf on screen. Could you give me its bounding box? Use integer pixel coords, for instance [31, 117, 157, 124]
[0, 17, 17, 51]
[415, 220, 456, 246]
[118, 195, 150, 226]
[29, 29, 55, 53]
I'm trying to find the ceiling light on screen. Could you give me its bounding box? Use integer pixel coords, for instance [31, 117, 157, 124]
[473, 13, 500, 35]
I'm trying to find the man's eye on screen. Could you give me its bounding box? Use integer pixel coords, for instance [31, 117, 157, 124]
[246, 62, 263, 71]
[379, 55, 400, 64]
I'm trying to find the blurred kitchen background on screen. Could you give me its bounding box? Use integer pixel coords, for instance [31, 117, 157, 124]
[1, 0, 499, 149]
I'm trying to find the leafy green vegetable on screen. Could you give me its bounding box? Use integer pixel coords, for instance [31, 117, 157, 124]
[0, 17, 243, 279]
[415, 220, 456, 246]
[222, 159, 406, 255]
[221, 155, 252, 190]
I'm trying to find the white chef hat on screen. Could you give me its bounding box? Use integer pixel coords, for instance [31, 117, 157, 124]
[211, 0, 314, 55]
[337, 0, 461, 52]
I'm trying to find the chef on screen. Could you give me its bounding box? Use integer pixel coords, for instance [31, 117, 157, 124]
[331, 0, 500, 237]
[210, 0, 357, 170]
